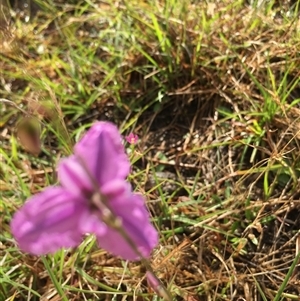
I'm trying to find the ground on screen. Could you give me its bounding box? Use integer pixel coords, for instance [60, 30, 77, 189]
[1, 0, 300, 300]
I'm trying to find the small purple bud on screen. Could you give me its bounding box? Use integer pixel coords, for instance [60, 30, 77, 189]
[146, 271, 172, 301]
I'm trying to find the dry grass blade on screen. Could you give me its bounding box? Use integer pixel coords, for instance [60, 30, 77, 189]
[1, 0, 300, 300]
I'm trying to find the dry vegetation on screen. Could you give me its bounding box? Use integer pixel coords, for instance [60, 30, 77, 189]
[1, 0, 300, 300]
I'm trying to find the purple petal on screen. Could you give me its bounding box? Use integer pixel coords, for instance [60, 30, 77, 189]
[100, 179, 131, 198]
[11, 187, 87, 255]
[80, 193, 158, 261]
[58, 156, 130, 196]
[74, 122, 130, 186]
[58, 155, 93, 195]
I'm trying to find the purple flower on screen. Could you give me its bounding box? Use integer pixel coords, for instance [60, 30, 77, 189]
[125, 133, 139, 145]
[11, 122, 158, 260]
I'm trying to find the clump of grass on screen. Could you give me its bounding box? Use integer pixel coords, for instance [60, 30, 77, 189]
[1, 0, 300, 300]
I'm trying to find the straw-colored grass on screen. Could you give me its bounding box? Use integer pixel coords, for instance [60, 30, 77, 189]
[1, 0, 300, 300]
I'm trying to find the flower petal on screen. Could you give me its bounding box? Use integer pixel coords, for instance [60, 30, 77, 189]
[58, 155, 93, 195]
[58, 156, 130, 197]
[80, 193, 158, 261]
[11, 187, 87, 255]
[74, 122, 130, 185]
[125, 133, 139, 144]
